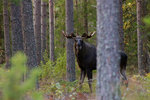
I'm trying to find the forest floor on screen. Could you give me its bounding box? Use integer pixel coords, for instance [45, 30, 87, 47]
[120, 77, 150, 100]
[43, 75, 150, 100]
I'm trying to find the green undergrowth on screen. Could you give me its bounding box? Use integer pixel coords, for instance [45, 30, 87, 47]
[0, 52, 43, 100]
[40, 52, 97, 99]
[40, 51, 150, 100]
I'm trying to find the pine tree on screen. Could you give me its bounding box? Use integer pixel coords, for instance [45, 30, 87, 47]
[49, 0, 55, 61]
[66, 0, 76, 82]
[34, 0, 41, 65]
[3, 0, 11, 68]
[10, 1, 23, 55]
[136, 0, 145, 75]
[41, 1, 47, 61]
[83, 0, 88, 33]
[21, 0, 38, 69]
[119, 0, 124, 51]
[96, 0, 121, 99]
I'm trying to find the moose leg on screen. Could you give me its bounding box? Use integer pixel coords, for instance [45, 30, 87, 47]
[87, 69, 93, 93]
[79, 69, 86, 89]
[120, 65, 128, 87]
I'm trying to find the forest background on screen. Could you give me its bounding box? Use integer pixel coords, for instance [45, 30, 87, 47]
[0, 0, 150, 100]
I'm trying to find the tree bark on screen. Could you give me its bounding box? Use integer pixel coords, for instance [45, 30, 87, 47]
[75, 0, 79, 33]
[10, 2, 24, 55]
[96, 0, 121, 99]
[119, 0, 124, 51]
[49, 0, 55, 62]
[136, 0, 145, 75]
[41, 1, 47, 61]
[21, 0, 37, 69]
[66, 0, 76, 82]
[84, 0, 88, 33]
[32, 0, 35, 32]
[141, 0, 150, 73]
[34, 0, 41, 65]
[3, 0, 11, 68]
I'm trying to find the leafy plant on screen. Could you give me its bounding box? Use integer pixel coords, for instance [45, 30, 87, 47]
[40, 52, 84, 99]
[0, 52, 43, 100]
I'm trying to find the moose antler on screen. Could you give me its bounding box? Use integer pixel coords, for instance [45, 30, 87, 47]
[82, 31, 96, 38]
[62, 31, 76, 38]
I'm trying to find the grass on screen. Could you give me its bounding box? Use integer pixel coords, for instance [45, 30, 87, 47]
[39, 73, 150, 100]
[121, 76, 150, 100]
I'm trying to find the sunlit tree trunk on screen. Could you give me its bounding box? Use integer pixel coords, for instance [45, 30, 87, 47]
[41, 1, 47, 61]
[3, 0, 11, 68]
[136, 0, 145, 75]
[10, 1, 24, 55]
[66, 0, 76, 82]
[49, 0, 55, 62]
[34, 0, 41, 65]
[96, 0, 121, 99]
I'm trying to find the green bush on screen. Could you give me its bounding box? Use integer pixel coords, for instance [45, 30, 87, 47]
[40, 52, 83, 99]
[0, 52, 43, 100]
[41, 51, 66, 81]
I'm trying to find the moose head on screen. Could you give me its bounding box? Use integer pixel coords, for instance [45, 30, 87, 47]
[62, 31, 96, 51]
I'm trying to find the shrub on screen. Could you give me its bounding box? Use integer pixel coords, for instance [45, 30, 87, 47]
[0, 52, 43, 100]
[40, 52, 82, 99]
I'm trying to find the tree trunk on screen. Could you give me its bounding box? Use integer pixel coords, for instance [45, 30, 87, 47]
[41, 1, 47, 61]
[32, 0, 35, 31]
[10, 2, 24, 55]
[136, 0, 145, 75]
[84, 0, 88, 33]
[21, 0, 37, 69]
[119, 0, 124, 51]
[142, 0, 150, 73]
[49, 0, 55, 62]
[34, 0, 41, 65]
[75, 0, 79, 33]
[3, 0, 11, 68]
[66, 0, 76, 82]
[96, 0, 121, 99]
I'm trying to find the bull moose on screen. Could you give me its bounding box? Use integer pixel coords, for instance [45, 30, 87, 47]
[62, 31, 128, 93]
